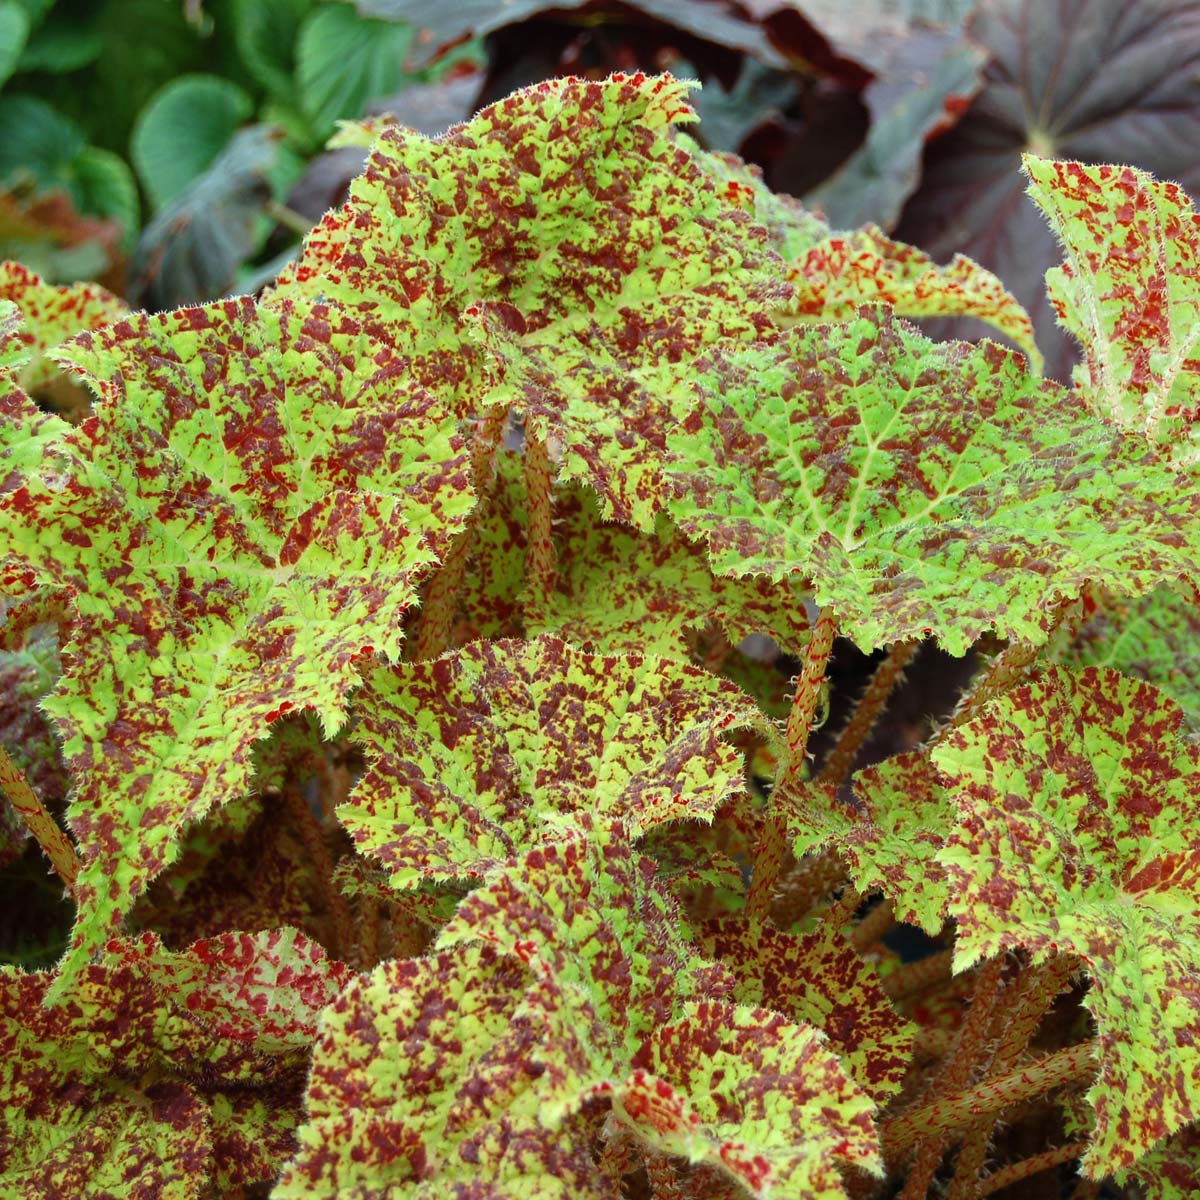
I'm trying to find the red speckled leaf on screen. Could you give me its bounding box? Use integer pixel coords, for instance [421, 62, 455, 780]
[789, 226, 1041, 370]
[698, 915, 914, 1103]
[0, 260, 126, 395]
[1041, 582, 1200, 731]
[438, 833, 734, 1110]
[1025, 155, 1200, 463]
[111, 927, 352, 1054]
[895, 0, 1200, 380]
[272, 72, 790, 527]
[538, 484, 812, 658]
[275, 941, 616, 1198]
[342, 635, 756, 889]
[933, 666, 1200, 1175]
[0, 945, 314, 1198]
[614, 1002, 881, 1199]
[666, 308, 1200, 654]
[0, 294, 475, 986]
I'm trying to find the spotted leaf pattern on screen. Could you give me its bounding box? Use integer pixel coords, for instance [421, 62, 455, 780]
[341, 635, 757, 889]
[0, 294, 475, 985]
[271, 72, 791, 527]
[1025, 155, 1200, 464]
[666, 308, 1200, 654]
[933, 667, 1200, 1175]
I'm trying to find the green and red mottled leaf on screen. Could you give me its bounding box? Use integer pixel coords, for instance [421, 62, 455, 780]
[1, 946, 314, 1198]
[110, 927, 352, 1054]
[665, 308, 1200, 654]
[439, 833, 733, 1111]
[0, 260, 126, 395]
[537, 484, 812, 658]
[789, 227, 1041, 370]
[341, 635, 756, 889]
[613, 1001, 880, 1199]
[933, 666, 1200, 1175]
[1041, 582, 1200, 731]
[271, 71, 790, 527]
[698, 915, 913, 1102]
[1025, 155, 1200, 462]
[275, 940, 616, 1198]
[0, 294, 475, 985]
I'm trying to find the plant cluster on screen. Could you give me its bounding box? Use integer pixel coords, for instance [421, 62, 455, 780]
[1, 70, 1200, 1199]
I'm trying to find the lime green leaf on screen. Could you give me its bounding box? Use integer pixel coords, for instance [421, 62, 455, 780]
[665, 309, 1200, 654]
[1041, 583, 1200, 731]
[933, 667, 1200, 1175]
[0, 260, 126, 393]
[343, 635, 755, 889]
[271, 71, 790, 527]
[438, 833, 732, 1109]
[0, 295, 474, 985]
[274, 941, 613, 1197]
[698, 915, 914, 1103]
[1025, 156, 1200, 464]
[537, 484, 813, 658]
[790, 227, 1041, 371]
[614, 1002, 881, 1198]
[0, 3, 30, 88]
[131, 74, 255, 212]
[783, 752, 954, 936]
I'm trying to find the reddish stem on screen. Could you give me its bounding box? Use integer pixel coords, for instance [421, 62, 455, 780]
[883, 1041, 1096, 1159]
[978, 1141, 1087, 1197]
[523, 426, 556, 619]
[0, 744, 78, 896]
[413, 527, 473, 661]
[819, 638, 917, 785]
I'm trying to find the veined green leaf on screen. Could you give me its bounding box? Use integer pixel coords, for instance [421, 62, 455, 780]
[1025, 156, 1200, 463]
[933, 666, 1200, 1175]
[271, 71, 791, 526]
[343, 635, 756, 890]
[0, 295, 475, 987]
[665, 308, 1200, 654]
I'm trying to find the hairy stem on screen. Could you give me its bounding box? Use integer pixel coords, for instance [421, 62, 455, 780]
[883, 1041, 1096, 1159]
[947, 955, 1079, 1199]
[978, 1141, 1087, 1197]
[852, 897, 895, 951]
[0, 744, 78, 895]
[284, 784, 356, 964]
[881, 948, 954, 1001]
[769, 847, 847, 928]
[747, 609, 839, 919]
[819, 638, 918, 785]
[895, 1138, 945, 1200]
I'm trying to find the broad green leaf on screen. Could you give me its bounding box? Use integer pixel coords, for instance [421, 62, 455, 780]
[232, 0, 312, 103]
[1025, 155, 1200, 463]
[698, 915, 914, 1103]
[68, 148, 139, 251]
[613, 1002, 880, 1198]
[271, 72, 791, 527]
[0, 295, 474, 985]
[788, 227, 1041, 371]
[342, 635, 755, 889]
[933, 666, 1200, 1175]
[536, 484, 813, 658]
[0, 96, 84, 194]
[0, 3, 29, 89]
[1041, 583, 1200, 730]
[665, 308, 1200, 654]
[295, 3, 416, 138]
[0, 260, 127, 393]
[131, 75, 255, 212]
[274, 941, 614, 1197]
